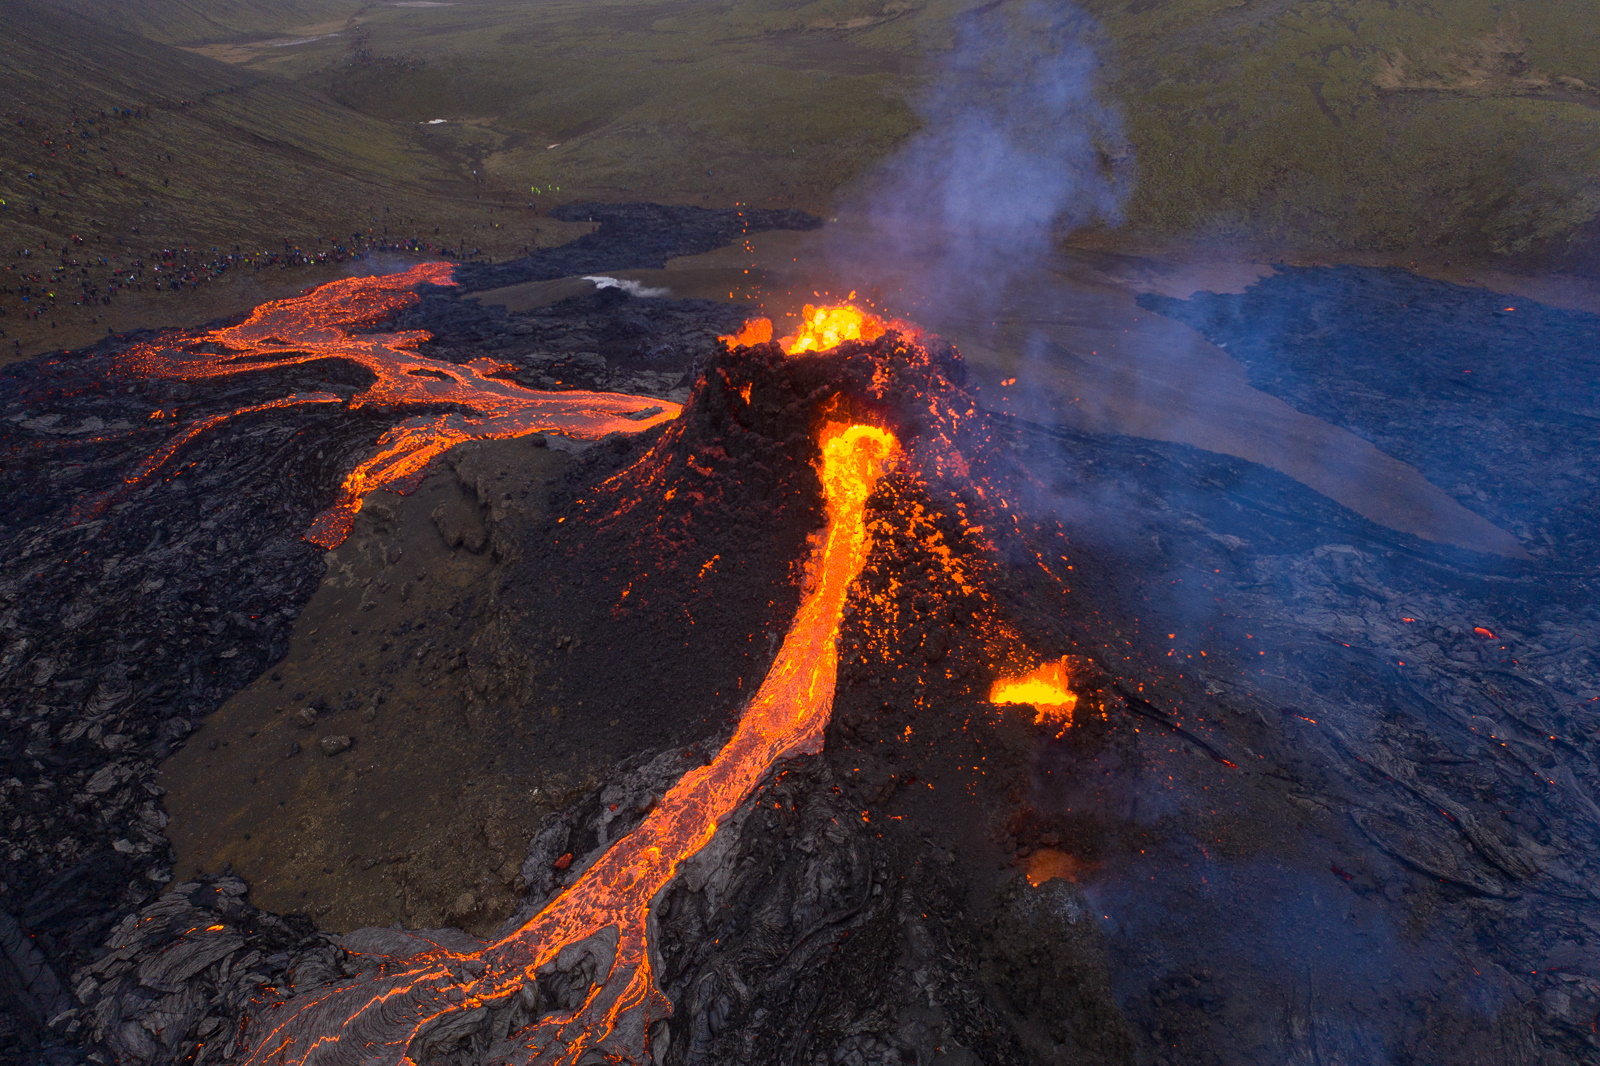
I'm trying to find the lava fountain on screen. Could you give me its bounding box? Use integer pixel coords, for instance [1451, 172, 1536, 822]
[74, 263, 679, 547]
[989, 657, 1078, 726]
[237, 421, 898, 1065]
[718, 301, 913, 355]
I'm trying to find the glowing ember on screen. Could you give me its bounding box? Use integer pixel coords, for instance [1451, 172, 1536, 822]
[989, 658, 1077, 725]
[78, 263, 680, 547]
[1024, 848, 1088, 887]
[237, 422, 898, 1065]
[720, 303, 910, 356]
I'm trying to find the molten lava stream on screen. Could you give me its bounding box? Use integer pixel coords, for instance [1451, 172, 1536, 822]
[240, 422, 899, 1066]
[79, 263, 679, 548]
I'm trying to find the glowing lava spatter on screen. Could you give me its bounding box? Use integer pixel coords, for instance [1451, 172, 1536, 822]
[716, 317, 773, 349]
[719, 303, 913, 356]
[989, 657, 1077, 725]
[79, 263, 679, 547]
[237, 422, 898, 1065]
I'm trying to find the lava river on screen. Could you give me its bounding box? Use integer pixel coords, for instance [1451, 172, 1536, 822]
[237, 420, 898, 1065]
[73, 262, 679, 548]
[80, 276, 950, 1061]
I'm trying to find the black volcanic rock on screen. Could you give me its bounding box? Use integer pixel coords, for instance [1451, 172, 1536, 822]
[0, 207, 803, 1063]
[452, 203, 821, 292]
[398, 286, 751, 397]
[1139, 266, 1600, 570]
[6, 244, 1600, 1066]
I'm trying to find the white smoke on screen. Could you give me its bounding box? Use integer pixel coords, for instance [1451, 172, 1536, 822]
[825, 1, 1131, 324]
[584, 275, 670, 298]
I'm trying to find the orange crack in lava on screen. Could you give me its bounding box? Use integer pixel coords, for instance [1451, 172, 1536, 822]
[989, 657, 1078, 726]
[237, 422, 898, 1065]
[1024, 848, 1089, 887]
[720, 303, 912, 356]
[79, 263, 680, 547]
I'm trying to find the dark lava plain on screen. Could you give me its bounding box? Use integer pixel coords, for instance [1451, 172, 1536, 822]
[3, 209, 1600, 1066]
[0, 204, 795, 1059]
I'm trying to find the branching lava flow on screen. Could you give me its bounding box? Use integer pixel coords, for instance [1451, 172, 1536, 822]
[85, 280, 1070, 1063]
[237, 421, 898, 1064]
[75, 263, 679, 547]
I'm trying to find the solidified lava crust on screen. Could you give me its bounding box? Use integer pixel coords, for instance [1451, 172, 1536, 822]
[194, 323, 1136, 1066]
[7, 218, 1600, 1066]
[0, 208, 809, 1062]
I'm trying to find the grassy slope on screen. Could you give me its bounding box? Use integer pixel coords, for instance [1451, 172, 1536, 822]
[17, 0, 1600, 266]
[1, 1, 589, 359]
[312, 0, 932, 210]
[2, 1, 444, 251]
[213, 0, 1600, 258]
[42, 0, 369, 43]
[1084, 0, 1600, 255]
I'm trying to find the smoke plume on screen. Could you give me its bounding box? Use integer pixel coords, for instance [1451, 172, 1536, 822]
[826, 0, 1131, 324]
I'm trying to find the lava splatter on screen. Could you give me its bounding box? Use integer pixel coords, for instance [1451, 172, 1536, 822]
[718, 302, 916, 356]
[990, 658, 1077, 726]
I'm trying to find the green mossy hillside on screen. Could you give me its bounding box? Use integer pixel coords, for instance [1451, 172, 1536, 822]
[25, 0, 1600, 260]
[1085, 0, 1600, 255]
[2, 2, 450, 258]
[0, 2, 578, 359]
[42, 0, 367, 44]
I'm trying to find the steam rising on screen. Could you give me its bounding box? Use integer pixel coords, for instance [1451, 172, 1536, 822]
[830, 1, 1131, 321]
[584, 275, 669, 298]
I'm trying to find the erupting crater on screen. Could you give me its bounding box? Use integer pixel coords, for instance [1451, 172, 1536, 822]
[990, 658, 1078, 726]
[15, 204, 1593, 1066]
[86, 277, 1082, 1065]
[718, 300, 913, 356]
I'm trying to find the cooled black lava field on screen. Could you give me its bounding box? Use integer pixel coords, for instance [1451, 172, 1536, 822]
[4, 206, 1600, 1066]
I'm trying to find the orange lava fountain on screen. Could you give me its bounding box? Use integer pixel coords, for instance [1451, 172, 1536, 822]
[716, 317, 773, 349]
[989, 657, 1077, 726]
[719, 303, 912, 356]
[238, 422, 898, 1065]
[79, 263, 679, 547]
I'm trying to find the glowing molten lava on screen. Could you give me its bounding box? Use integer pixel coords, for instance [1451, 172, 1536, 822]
[82, 263, 679, 547]
[720, 303, 907, 356]
[1024, 848, 1089, 887]
[989, 658, 1077, 726]
[238, 422, 897, 1065]
[716, 317, 773, 348]
[782, 304, 889, 353]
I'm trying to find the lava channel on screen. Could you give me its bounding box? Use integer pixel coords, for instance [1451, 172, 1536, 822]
[236, 421, 898, 1065]
[75, 262, 679, 547]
